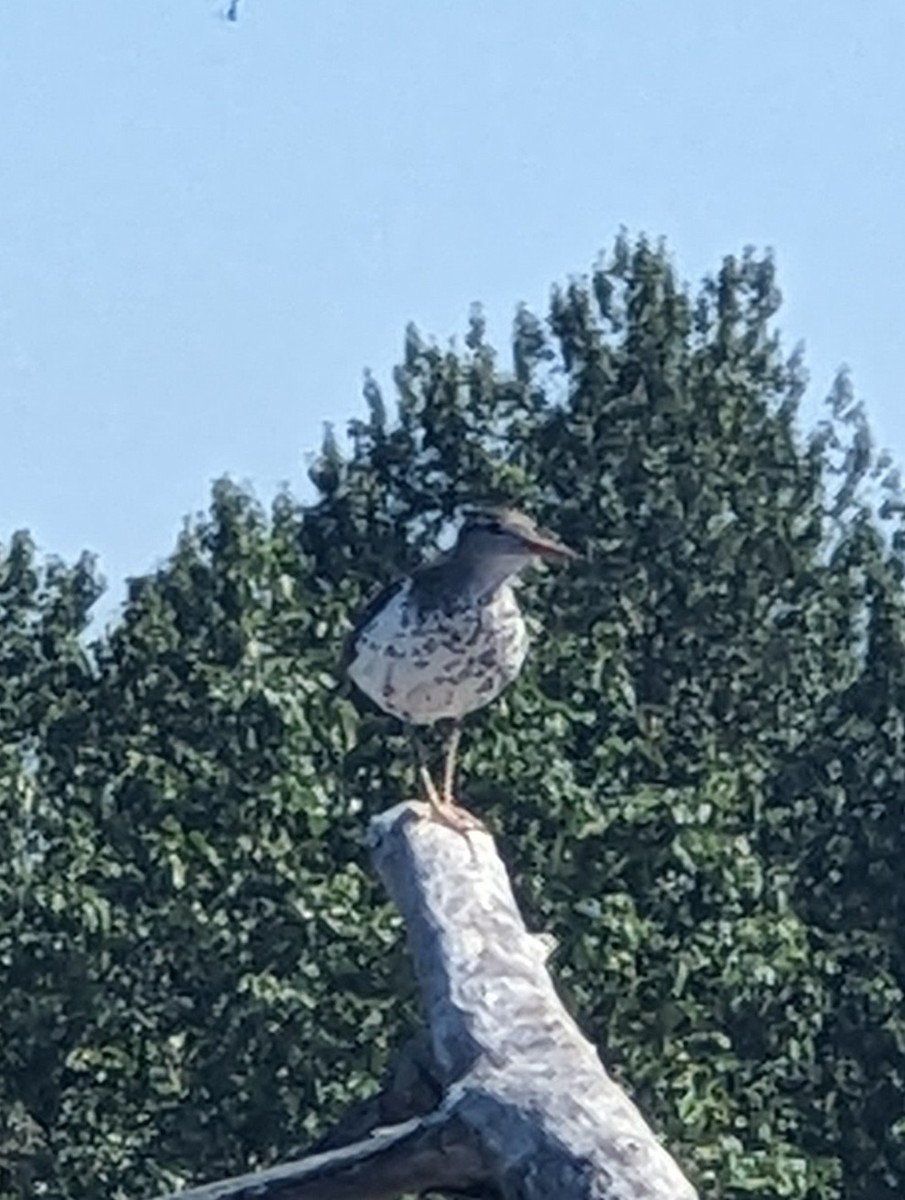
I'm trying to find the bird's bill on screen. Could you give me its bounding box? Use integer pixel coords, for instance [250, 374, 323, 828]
[521, 531, 579, 561]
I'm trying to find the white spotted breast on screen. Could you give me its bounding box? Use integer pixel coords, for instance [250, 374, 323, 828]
[347, 579, 529, 725]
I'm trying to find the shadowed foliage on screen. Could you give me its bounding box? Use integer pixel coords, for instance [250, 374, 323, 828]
[2, 236, 904, 1199]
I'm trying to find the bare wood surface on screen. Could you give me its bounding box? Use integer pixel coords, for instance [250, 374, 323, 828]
[151, 1108, 485, 1200]
[152, 801, 697, 1200]
[367, 802, 697, 1200]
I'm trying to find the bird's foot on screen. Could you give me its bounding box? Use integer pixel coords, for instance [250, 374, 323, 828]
[415, 756, 485, 838]
[427, 796, 487, 836]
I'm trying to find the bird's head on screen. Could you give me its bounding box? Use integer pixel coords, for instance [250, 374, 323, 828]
[455, 507, 578, 566]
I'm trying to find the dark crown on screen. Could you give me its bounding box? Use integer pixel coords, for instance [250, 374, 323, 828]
[461, 507, 538, 537]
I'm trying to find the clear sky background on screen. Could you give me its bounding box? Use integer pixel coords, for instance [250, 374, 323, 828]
[2, 1, 903, 627]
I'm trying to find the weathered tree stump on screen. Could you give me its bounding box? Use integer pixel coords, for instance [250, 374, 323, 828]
[153, 801, 697, 1200]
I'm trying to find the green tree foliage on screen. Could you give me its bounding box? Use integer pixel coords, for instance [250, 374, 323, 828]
[2, 236, 904, 1199]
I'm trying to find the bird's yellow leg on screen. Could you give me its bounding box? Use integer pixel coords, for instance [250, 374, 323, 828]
[408, 725, 484, 834]
[436, 721, 486, 834]
[407, 728, 440, 804]
[441, 720, 462, 805]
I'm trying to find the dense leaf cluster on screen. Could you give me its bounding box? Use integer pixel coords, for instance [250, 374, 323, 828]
[2, 237, 904, 1198]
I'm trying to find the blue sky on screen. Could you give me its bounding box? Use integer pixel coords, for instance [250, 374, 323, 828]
[2, 1, 903, 626]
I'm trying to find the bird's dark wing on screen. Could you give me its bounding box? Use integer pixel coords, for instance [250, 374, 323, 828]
[340, 576, 407, 674]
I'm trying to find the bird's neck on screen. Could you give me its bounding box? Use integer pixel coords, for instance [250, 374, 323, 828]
[409, 550, 533, 615]
[451, 552, 532, 604]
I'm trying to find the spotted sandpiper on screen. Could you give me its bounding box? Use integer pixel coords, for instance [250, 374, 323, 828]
[345, 507, 577, 829]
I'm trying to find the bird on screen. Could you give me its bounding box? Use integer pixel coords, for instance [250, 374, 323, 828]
[345, 506, 577, 830]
